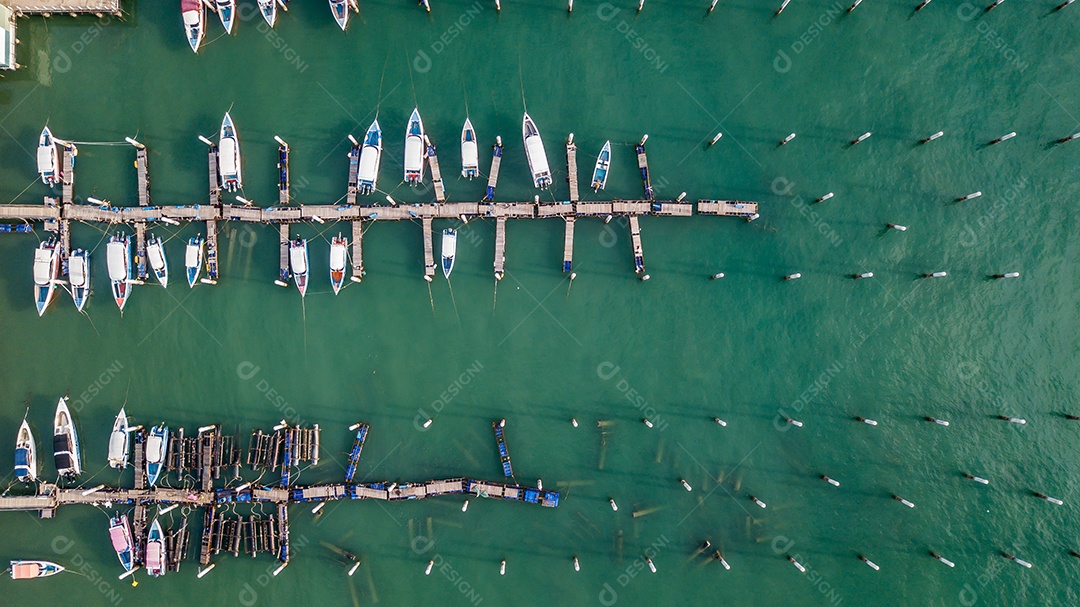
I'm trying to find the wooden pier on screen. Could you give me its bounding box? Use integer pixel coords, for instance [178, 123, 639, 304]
[343, 424, 369, 483]
[566, 136, 579, 202]
[136, 147, 149, 206]
[636, 140, 654, 200]
[207, 146, 220, 207]
[134, 221, 147, 280]
[493, 422, 513, 477]
[629, 215, 645, 275]
[346, 142, 360, 206]
[131, 502, 147, 566]
[166, 519, 189, 572]
[422, 217, 436, 279]
[61, 146, 75, 205]
[7, 1, 122, 15]
[277, 140, 290, 206]
[278, 224, 290, 284]
[205, 219, 220, 280]
[133, 428, 147, 489]
[563, 217, 575, 273]
[350, 221, 364, 281]
[426, 139, 447, 203]
[493, 216, 507, 280]
[484, 138, 503, 202]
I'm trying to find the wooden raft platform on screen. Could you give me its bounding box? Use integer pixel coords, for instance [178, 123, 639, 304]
[566, 136, 579, 202]
[425, 138, 447, 203]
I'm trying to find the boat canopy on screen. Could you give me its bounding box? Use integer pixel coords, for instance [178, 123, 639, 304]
[146, 543, 162, 569]
[14, 449, 29, 468]
[219, 139, 238, 175]
[108, 432, 126, 460]
[148, 243, 166, 270]
[33, 248, 53, 285]
[109, 526, 129, 552]
[36, 146, 55, 174]
[185, 243, 200, 267]
[358, 149, 378, 181]
[181, 0, 201, 10]
[289, 245, 308, 274]
[12, 563, 44, 579]
[69, 255, 87, 287]
[146, 435, 164, 462]
[525, 137, 551, 175]
[404, 137, 424, 172]
[107, 242, 127, 281]
[442, 232, 457, 258]
[330, 245, 346, 270]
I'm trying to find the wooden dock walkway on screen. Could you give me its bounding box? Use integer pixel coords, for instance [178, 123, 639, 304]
[484, 138, 503, 202]
[350, 221, 364, 282]
[278, 224, 290, 284]
[422, 217, 436, 279]
[563, 217, 575, 273]
[207, 146, 221, 207]
[7, 0, 122, 14]
[628, 215, 645, 275]
[636, 140, 654, 200]
[346, 143, 360, 206]
[343, 424, 368, 483]
[133, 428, 147, 489]
[61, 146, 74, 205]
[205, 220, 219, 280]
[566, 136, 579, 203]
[136, 147, 149, 206]
[277, 140, 290, 206]
[697, 199, 759, 218]
[425, 139, 447, 203]
[493, 216, 506, 281]
[134, 221, 147, 280]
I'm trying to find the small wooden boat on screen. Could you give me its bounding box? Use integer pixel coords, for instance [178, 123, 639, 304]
[146, 519, 165, 577]
[404, 108, 426, 186]
[14, 417, 37, 483]
[257, 0, 277, 27]
[9, 560, 65, 580]
[522, 113, 552, 189]
[37, 127, 60, 187]
[106, 233, 132, 311]
[181, 0, 205, 53]
[329, 0, 355, 31]
[146, 424, 168, 486]
[213, 0, 236, 34]
[68, 249, 90, 312]
[108, 514, 134, 572]
[53, 397, 81, 479]
[107, 408, 130, 469]
[218, 112, 242, 193]
[357, 119, 381, 195]
[329, 235, 347, 295]
[441, 229, 457, 279]
[185, 236, 204, 288]
[32, 239, 60, 317]
[289, 238, 309, 297]
[591, 140, 611, 192]
[147, 234, 169, 289]
[461, 118, 479, 179]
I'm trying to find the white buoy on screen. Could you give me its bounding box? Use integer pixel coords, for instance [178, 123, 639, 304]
[788, 556, 806, 573]
[118, 566, 139, 580]
[386, 195, 398, 205]
[710, 133, 723, 145]
[426, 560, 434, 575]
[643, 419, 654, 428]
[423, 418, 433, 428]
[571, 418, 579, 427]
[925, 272, 947, 278]
[822, 475, 840, 487]
[499, 418, 506, 428]
[921, 130, 943, 143]
[274, 135, 288, 147]
[676, 192, 687, 202]
[851, 132, 872, 145]
[495, 0, 500, 10]
[610, 498, 618, 511]
[847, 0, 862, 11]
[856, 417, 878, 425]
[784, 273, 802, 281]
[568, 0, 574, 14]
[537, 479, 543, 491]
[1004, 553, 1032, 568]
[236, 195, 253, 205]
[158, 504, 178, 515]
[311, 215, 325, 224]
[349, 423, 361, 431]
[714, 417, 727, 426]
[709, 0, 719, 11]
[750, 496, 767, 509]
[747, 213, 760, 221]
[640, 134, 649, 146]
[859, 556, 880, 571]
[198, 135, 214, 147]
[348, 562, 361, 576]
[855, 272, 874, 279]
[780, 133, 796, 145]
[989, 131, 1015, 144]
[894, 496, 916, 508]
[1035, 493, 1064, 506]
[81, 484, 105, 496]
[915, 0, 932, 10]
[500, 560, 506, 575]
[274, 280, 288, 288]
[235, 482, 251, 492]
[711, 273, 725, 280]
[995, 272, 1020, 279]
[272, 562, 288, 576]
[715, 553, 731, 570]
[312, 502, 326, 514]
[965, 474, 989, 485]
[160, 217, 180, 226]
[347, 134, 359, 147]
[681, 479, 693, 492]
[646, 558, 656, 573]
[197, 564, 216, 578]
[786, 417, 803, 427]
[640, 274, 651, 281]
[814, 192, 834, 203]
[887, 223, 907, 231]
[462, 500, 469, 512]
[573, 556, 580, 571]
[125, 136, 144, 149]
[957, 192, 982, 202]
[88, 197, 106, 206]
[201, 278, 217, 285]
[931, 552, 955, 568]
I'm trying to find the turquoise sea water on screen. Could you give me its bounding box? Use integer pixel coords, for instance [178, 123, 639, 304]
[0, 0, 1077, 605]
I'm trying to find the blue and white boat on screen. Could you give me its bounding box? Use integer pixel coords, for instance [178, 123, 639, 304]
[33, 239, 60, 317]
[68, 249, 90, 312]
[522, 113, 552, 189]
[219, 112, 242, 192]
[290, 238, 309, 297]
[107, 408, 130, 469]
[146, 519, 165, 577]
[181, 0, 205, 53]
[461, 118, 479, 179]
[441, 229, 457, 279]
[146, 424, 168, 486]
[107, 233, 132, 311]
[213, 0, 236, 34]
[330, 0, 355, 31]
[185, 236, 204, 288]
[147, 234, 169, 289]
[404, 108, 426, 186]
[108, 514, 134, 572]
[14, 417, 36, 483]
[357, 119, 381, 195]
[37, 127, 60, 187]
[53, 397, 81, 479]
[257, 0, 277, 27]
[591, 140, 611, 192]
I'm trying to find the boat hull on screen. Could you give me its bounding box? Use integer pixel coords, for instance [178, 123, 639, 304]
[109, 515, 134, 572]
[147, 237, 169, 289]
[10, 560, 65, 580]
[461, 119, 479, 179]
[186, 237, 204, 288]
[290, 239, 309, 297]
[329, 237, 347, 295]
[441, 229, 457, 279]
[53, 397, 81, 478]
[32, 240, 60, 317]
[357, 120, 382, 195]
[107, 235, 132, 311]
[37, 127, 60, 187]
[404, 109, 426, 185]
[219, 112, 242, 192]
[522, 114, 552, 189]
[107, 408, 129, 469]
[146, 520, 166, 577]
[14, 420, 36, 483]
[146, 425, 169, 486]
[69, 250, 90, 312]
[330, 0, 351, 30]
[181, 0, 205, 53]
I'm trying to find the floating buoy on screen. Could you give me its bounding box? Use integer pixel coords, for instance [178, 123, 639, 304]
[709, 0, 719, 11]
[349, 423, 361, 431]
[931, 552, 955, 567]
[640, 274, 651, 282]
[643, 418, 654, 428]
[646, 558, 656, 573]
[964, 474, 990, 485]
[425, 560, 434, 575]
[347, 134, 359, 146]
[573, 556, 580, 571]
[989, 131, 1015, 144]
[784, 273, 802, 281]
[786, 417, 804, 427]
[814, 192, 834, 204]
[920, 130, 943, 142]
[1034, 493, 1064, 506]
[197, 564, 216, 578]
[822, 475, 840, 487]
[537, 479, 543, 491]
[775, 0, 791, 14]
[710, 133, 723, 145]
[610, 498, 618, 511]
[1003, 553, 1032, 568]
[894, 495, 915, 508]
[854, 272, 874, 279]
[711, 273, 725, 280]
[348, 561, 361, 576]
[312, 502, 326, 514]
[887, 223, 908, 231]
[780, 132, 796, 146]
[677, 192, 687, 202]
[714, 417, 727, 426]
[1001, 416, 1026, 424]
[272, 562, 288, 576]
[423, 418, 433, 428]
[856, 416, 878, 425]
[750, 496, 767, 509]
[713, 552, 731, 570]
[462, 500, 469, 512]
[925, 272, 947, 278]
[859, 555, 880, 570]
[568, 0, 573, 10]
[847, 0, 862, 11]
[499, 418, 506, 428]
[994, 272, 1020, 279]
[788, 556, 806, 573]
[681, 479, 693, 492]
[500, 560, 506, 575]
[925, 417, 949, 426]
[851, 132, 872, 145]
[571, 418, 579, 427]
[956, 192, 982, 202]
[747, 213, 760, 222]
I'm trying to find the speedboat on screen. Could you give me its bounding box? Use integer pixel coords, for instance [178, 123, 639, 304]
[330, 0, 354, 31]
[522, 113, 552, 189]
[591, 140, 611, 191]
[69, 249, 90, 312]
[289, 238, 309, 297]
[146, 424, 168, 486]
[185, 236, 204, 288]
[9, 561, 65, 580]
[213, 0, 235, 34]
[461, 118, 479, 179]
[441, 229, 457, 279]
[257, 0, 277, 27]
[32, 239, 60, 317]
[181, 0, 205, 53]
[147, 235, 169, 288]
[404, 108, 426, 186]
[14, 417, 36, 483]
[37, 127, 60, 187]
[219, 112, 242, 192]
[146, 519, 166, 577]
[107, 233, 132, 311]
[357, 119, 381, 195]
[107, 408, 130, 469]
[108, 515, 135, 572]
[53, 397, 81, 479]
[329, 235, 347, 295]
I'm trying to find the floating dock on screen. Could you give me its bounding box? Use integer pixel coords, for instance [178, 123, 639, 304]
[566, 136, 579, 202]
[426, 138, 447, 203]
[422, 216, 436, 279]
[61, 146, 75, 205]
[484, 138, 503, 202]
[277, 140, 290, 205]
[629, 215, 645, 274]
[343, 424, 369, 483]
[493, 216, 507, 280]
[636, 139, 653, 200]
[136, 147, 149, 206]
[350, 220, 364, 281]
[563, 217, 575, 273]
[346, 142, 360, 206]
[493, 422, 513, 477]
[278, 224, 290, 285]
[134, 221, 147, 280]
